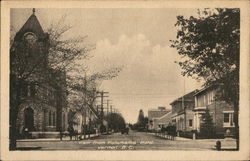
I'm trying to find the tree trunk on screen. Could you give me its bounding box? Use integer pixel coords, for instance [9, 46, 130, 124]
[10, 79, 22, 150]
[9, 104, 19, 150]
[83, 112, 86, 139]
[88, 118, 91, 139]
[234, 104, 239, 150]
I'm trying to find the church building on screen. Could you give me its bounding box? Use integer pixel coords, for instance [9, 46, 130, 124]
[10, 9, 68, 138]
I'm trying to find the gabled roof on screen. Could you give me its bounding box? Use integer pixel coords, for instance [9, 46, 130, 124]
[14, 12, 47, 41]
[193, 84, 220, 96]
[148, 109, 170, 119]
[154, 111, 172, 120]
[170, 90, 197, 105]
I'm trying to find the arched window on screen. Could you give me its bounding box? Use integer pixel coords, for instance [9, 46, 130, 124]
[24, 107, 34, 131]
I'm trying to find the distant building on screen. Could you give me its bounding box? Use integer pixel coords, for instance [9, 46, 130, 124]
[193, 85, 235, 137]
[10, 10, 68, 138]
[148, 107, 170, 130]
[170, 90, 197, 134]
[70, 109, 99, 134]
[152, 112, 172, 131]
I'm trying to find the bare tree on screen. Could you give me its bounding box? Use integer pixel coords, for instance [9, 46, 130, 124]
[67, 67, 121, 138]
[10, 15, 91, 150]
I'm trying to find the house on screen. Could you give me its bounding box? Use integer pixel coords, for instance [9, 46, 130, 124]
[148, 107, 170, 131]
[170, 90, 197, 135]
[10, 9, 68, 138]
[69, 108, 100, 135]
[152, 111, 172, 131]
[193, 85, 235, 137]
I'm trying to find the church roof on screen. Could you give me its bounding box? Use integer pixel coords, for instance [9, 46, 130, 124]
[14, 11, 47, 41]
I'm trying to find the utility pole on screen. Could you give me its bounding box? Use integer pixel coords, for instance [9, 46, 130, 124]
[110, 105, 113, 114]
[96, 91, 109, 121]
[107, 100, 112, 115]
[83, 72, 87, 139]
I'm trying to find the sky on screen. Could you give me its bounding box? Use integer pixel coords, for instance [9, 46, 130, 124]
[11, 8, 202, 123]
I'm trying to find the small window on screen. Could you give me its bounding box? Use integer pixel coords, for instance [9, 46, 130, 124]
[224, 113, 230, 123]
[30, 83, 36, 96]
[189, 119, 193, 127]
[53, 112, 56, 126]
[49, 111, 52, 126]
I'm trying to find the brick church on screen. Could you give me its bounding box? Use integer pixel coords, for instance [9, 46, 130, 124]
[10, 9, 68, 138]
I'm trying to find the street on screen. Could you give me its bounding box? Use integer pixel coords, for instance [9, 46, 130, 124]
[16, 131, 236, 150]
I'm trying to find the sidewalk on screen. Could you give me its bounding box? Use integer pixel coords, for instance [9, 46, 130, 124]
[175, 136, 191, 140]
[18, 133, 99, 142]
[148, 132, 237, 150]
[148, 132, 236, 142]
[151, 132, 191, 140]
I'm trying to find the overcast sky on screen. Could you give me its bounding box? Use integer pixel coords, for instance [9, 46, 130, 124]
[11, 8, 202, 123]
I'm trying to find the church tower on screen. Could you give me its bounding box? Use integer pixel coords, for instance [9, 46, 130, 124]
[11, 9, 68, 138]
[14, 9, 49, 43]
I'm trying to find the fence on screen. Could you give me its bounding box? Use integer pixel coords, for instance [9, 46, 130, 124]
[154, 131, 176, 140]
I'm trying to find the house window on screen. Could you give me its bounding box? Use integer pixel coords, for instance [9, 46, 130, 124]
[149, 120, 153, 125]
[189, 119, 193, 127]
[197, 95, 205, 107]
[224, 113, 230, 123]
[223, 112, 234, 127]
[207, 90, 215, 105]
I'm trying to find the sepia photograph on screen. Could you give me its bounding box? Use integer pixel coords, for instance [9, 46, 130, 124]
[1, 1, 250, 160]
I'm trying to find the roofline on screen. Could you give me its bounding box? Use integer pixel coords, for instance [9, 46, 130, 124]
[148, 108, 171, 112]
[193, 84, 222, 96]
[193, 86, 210, 96]
[156, 111, 172, 119]
[169, 89, 197, 105]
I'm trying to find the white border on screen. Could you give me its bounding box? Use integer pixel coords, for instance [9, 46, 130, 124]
[1, 1, 250, 160]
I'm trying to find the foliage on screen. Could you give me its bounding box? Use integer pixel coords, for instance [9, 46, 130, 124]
[10, 15, 91, 105]
[170, 8, 239, 147]
[170, 8, 239, 104]
[134, 109, 148, 131]
[66, 67, 121, 124]
[199, 109, 215, 138]
[137, 109, 145, 125]
[105, 113, 126, 132]
[46, 15, 93, 72]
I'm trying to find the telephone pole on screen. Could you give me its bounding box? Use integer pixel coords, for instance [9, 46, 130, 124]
[107, 100, 112, 115]
[83, 72, 87, 139]
[96, 91, 109, 120]
[110, 105, 113, 114]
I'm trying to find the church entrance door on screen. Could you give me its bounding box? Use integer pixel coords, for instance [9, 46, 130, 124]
[24, 107, 34, 131]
